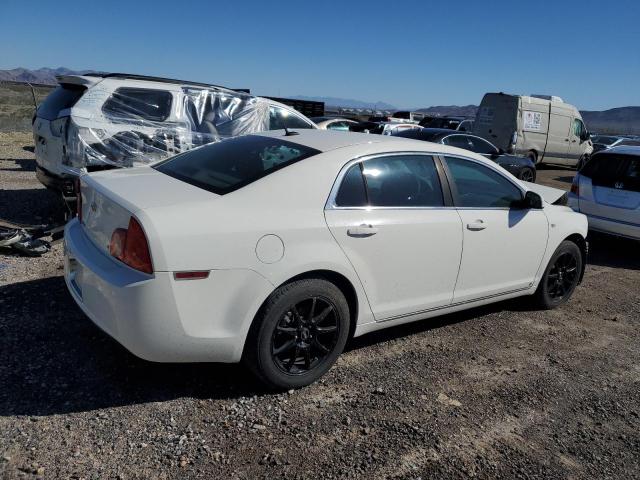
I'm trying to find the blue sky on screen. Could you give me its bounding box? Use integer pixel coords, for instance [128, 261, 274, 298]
[1, 0, 638, 110]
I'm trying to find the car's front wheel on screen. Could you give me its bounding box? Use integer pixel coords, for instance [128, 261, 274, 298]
[243, 279, 350, 390]
[518, 167, 536, 182]
[534, 241, 583, 309]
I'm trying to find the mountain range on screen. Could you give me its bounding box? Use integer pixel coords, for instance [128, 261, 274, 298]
[1, 67, 639, 134]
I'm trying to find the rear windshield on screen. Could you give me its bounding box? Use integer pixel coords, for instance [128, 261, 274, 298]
[36, 84, 86, 120]
[154, 135, 321, 194]
[581, 153, 640, 192]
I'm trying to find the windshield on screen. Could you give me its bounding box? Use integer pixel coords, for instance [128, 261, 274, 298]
[154, 135, 320, 194]
[591, 135, 620, 145]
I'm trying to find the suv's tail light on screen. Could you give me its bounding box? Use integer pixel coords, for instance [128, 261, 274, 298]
[109, 217, 153, 274]
[75, 178, 82, 221]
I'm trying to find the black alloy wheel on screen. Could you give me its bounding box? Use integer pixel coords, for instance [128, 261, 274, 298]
[244, 278, 350, 390]
[271, 297, 340, 375]
[519, 168, 536, 182]
[534, 240, 583, 309]
[545, 252, 579, 300]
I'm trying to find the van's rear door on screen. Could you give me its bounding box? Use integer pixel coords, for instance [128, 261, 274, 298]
[473, 93, 518, 151]
[578, 153, 640, 224]
[33, 83, 88, 177]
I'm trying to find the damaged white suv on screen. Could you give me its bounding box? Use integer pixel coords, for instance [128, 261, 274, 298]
[32, 73, 316, 196]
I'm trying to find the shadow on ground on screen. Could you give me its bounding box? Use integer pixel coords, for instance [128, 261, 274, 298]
[0, 275, 530, 417]
[0, 187, 66, 225]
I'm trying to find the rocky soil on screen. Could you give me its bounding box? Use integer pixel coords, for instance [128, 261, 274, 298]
[1, 134, 639, 479]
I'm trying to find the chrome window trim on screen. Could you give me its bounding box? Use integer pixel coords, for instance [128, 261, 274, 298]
[324, 151, 449, 211]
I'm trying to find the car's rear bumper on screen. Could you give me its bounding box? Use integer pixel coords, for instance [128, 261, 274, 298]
[63, 219, 274, 363]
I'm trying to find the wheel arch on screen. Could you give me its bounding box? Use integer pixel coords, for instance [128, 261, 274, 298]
[564, 233, 588, 283]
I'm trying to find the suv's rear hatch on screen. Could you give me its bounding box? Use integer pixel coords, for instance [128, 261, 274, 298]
[577, 152, 640, 224]
[33, 81, 88, 177]
[473, 93, 519, 151]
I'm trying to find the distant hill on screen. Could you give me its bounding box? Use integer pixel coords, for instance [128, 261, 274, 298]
[580, 107, 640, 135]
[0, 67, 99, 85]
[1, 68, 639, 134]
[289, 95, 397, 111]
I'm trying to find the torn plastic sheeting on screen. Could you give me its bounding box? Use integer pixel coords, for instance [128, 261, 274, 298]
[65, 86, 271, 169]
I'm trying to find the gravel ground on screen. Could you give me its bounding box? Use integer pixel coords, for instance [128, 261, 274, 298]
[1, 135, 639, 479]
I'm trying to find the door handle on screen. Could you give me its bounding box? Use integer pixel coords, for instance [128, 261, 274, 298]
[467, 220, 487, 231]
[564, 138, 569, 142]
[347, 223, 378, 237]
[572, 139, 577, 143]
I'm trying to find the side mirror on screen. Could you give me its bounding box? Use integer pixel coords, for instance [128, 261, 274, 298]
[524, 191, 543, 209]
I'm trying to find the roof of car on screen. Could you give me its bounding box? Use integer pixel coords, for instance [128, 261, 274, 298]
[253, 129, 493, 164]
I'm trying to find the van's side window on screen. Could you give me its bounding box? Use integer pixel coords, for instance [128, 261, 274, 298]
[103, 88, 173, 122]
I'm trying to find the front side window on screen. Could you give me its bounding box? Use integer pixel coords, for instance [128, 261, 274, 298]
[445, 156, 522, 208]
[103, 88, 173, 122]
[572, 119, 586, 138]
[467, 137, 498, 155]
[154, 135, 320, 194]
[269, 106, 313, 130]
[364, 155, 444, 207]
[443, 135, 473, 150]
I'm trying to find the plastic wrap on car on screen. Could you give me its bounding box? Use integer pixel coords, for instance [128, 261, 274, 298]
[64, 86, 271, 169]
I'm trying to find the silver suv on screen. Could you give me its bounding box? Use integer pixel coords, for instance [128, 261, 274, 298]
[33, 73, 316, 195]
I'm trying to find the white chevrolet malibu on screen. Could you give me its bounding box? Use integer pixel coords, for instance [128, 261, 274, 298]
[64, 130, 588, 389]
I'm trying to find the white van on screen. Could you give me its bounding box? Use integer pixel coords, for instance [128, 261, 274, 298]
[473, 93, 593, 168]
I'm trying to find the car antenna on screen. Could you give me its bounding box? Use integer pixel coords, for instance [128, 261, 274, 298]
[283, 126, 299, 136]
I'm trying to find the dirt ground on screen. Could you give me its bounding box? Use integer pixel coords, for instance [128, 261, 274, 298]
[1, 133, 639, 479]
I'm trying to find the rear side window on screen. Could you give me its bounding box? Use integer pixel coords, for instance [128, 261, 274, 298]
[335, 164, 367, 206]
[581, 154, 640, 192]
[154, 135, 320, 194]
[445, 156, 522, 208]
[269, 107, 313, 130]
[103, 88, 173, 122]
[36, 85, 86, 120]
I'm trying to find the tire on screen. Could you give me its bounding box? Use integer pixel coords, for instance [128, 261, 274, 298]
[518, 167, 536, 183]
[243, 278, 350, 390]
[526, 151, 538, 165]
[533, 241, 583, 310]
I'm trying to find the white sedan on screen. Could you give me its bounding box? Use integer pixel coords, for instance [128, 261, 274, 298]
[64, 130, 588, 389]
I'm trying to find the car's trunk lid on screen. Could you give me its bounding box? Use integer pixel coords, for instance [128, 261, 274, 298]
[79, 166, 216, 255]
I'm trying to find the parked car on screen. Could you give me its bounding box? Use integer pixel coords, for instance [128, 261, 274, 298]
[591, 135, 640, 154]
[391, 111, 425, 123]
[33, 73, 316, 196]
[310, 117, 358, 131]
[394, 128, 537, 182]
[65, 130, 587, 389]
[473, 93, 593, 169]
[569, 146, 640, 240]
[348, 121, 420, 136]
[420, 116, 465, 130]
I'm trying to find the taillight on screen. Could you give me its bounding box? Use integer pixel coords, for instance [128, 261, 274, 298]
[75, 178, 82, 221]
[108, 217, 153, 274]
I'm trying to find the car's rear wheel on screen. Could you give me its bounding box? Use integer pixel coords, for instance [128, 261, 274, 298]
[527, 150, 538, 165]
[534, 241, 582, 309]
[244, 279, 350, 390]
[518, 167, 536, 182]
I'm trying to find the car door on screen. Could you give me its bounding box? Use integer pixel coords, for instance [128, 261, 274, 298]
[568, 118, 588, 166]
[442, 155, 549, 303]
[325, 154, 463, 321]
[545, 113, 572, 165]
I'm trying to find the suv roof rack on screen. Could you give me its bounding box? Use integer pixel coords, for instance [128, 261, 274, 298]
[69, 72, 249, 95]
